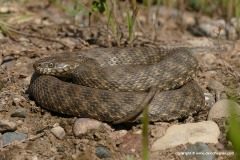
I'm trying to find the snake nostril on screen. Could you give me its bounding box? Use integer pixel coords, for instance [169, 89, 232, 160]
[33, 63, 40, 69]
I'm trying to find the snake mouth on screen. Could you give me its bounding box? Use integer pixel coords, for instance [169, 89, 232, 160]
[35, 66, 75, 77]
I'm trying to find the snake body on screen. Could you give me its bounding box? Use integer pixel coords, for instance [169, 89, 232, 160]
[29, 47, 205, 123]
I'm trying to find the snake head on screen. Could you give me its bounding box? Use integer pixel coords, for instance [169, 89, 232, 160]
[33, 54, 94, 77]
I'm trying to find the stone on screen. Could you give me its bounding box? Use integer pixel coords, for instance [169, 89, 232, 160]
[151, 121, 220, 151]
[2, 132, 28, 146]
[57, 146, 65, 152]
[202, 54, 217, 65]
[51, 126, 66, 139]
[208, 99, 240, 120]
[184, 142, 215, 160]
[208, 79, 225, 92]
[204, 93, 215, 108]
[109, 130, 128, 140]
[197, 19, 226, 38]
[12, 98, 22, 106]
[0, 119, 17, 133]
[12, 95, 26, 107]
[11, 108, 26, 118]
[1, 56, 16, 70]
[73, 118, 102, 137]
[119, 133, 142, 155]
[95, 146, 111, 159]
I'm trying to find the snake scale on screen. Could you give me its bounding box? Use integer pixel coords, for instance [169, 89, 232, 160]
[29, 47, 205, 123]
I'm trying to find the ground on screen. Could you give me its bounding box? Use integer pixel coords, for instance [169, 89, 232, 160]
[0, 1, 240, 160]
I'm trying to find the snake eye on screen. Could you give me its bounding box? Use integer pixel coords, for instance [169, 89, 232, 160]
[48, 63, 54, 68]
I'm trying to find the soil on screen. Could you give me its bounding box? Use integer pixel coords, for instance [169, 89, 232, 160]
[0, 1, 239, 160]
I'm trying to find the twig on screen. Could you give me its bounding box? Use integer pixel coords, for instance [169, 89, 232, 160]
[4, 25, 69, 48]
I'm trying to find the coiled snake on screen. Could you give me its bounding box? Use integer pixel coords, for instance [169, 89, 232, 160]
[29, 47, 205, 123]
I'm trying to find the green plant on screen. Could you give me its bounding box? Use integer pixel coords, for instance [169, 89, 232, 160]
[126, 6, 138, 46]
[0, 21, 17, 40]
[234, 0, 240, 38]
[228, 105, 240, 159]
[49, 0, 89, 16]
[91, 0, 106, 14]
[103, 2, 121, 46]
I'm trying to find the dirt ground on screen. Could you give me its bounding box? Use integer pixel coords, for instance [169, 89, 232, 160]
[0, 1, 240, 160]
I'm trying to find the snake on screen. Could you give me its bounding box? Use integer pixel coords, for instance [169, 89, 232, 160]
[29, 47, 205, 123]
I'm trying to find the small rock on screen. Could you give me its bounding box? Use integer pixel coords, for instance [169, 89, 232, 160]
[184, 142, 215, 160]
[51, 126, 66, 139]
[197, 19, 226, 38]
[208, 79, 225, 92]
[1, 56, 16, 70]
[204, 71, 217, 79]
[151, 121, 220, 151]
[0, 119, 17, 133]
[202, 54, 217, 65]
[2, 132, 28, 146]
[95, 146, 111, 159]
[61, 38, 77, 49]
[73, 118, 102, 137]
[11, 108, 26, 118]
[208, 99, 240, 120]
[16, 119, 24, 125]
[12, 98, 21, 106]
[57, 146, 65, 152]
[53, 123, 59, 128]
[110, 130, 128, 140]
[119, 133, 142, 154]
[12, 95, 26, 106]
[204, 93, 215, 108]
[31, 155, 38, 160]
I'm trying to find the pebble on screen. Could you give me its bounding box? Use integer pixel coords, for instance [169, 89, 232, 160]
[61, 38, 77, 49]
[204, 93, 216, 108]
[208, 79, 225, 92]
[201, 54, 217, 65]
[57, 146, 65, 152]
[11, 108, 26, 118]
[184, 142, 215, 160]
[73, 118, 102, 137]
[0, 119, 17, 133]
[109, 130, 128, 140]
[119, 133, 142, 154]
[208, 99, 240, 120]
[95, 146, 111, 159]
[12, 98, 22, 106]
[151, 121, 220, 151]
[31, 155, 38, 160]
[2, 132, 28, 146]
[197, 19, 226, 38]
[1, 56, 16, 70]
[51, 126, 66, 139]
[12, 95, 26, 107]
